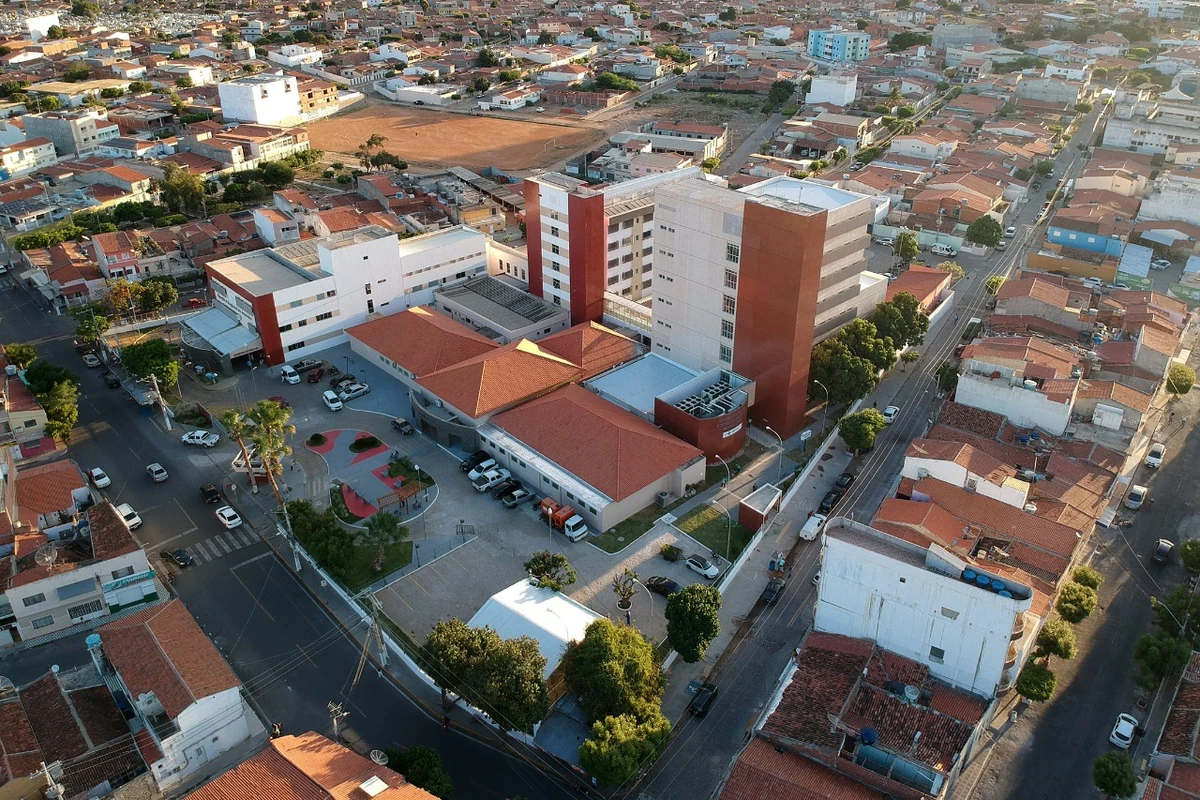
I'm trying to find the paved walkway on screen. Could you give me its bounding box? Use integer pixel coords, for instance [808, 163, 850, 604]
[304, 428, 436, 525]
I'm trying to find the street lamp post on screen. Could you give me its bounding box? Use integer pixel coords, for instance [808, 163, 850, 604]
[763, 423, 784, 484]
[711, 497, 733, 562]
[812, 379, 830, 434]
[414, 463, 427, 538]
[715, 453, 732, 490]
[633, 578, 654, 616]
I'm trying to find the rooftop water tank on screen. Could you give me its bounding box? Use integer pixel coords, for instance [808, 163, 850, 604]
[962, 568, 977, 583]
[975, 574, 991, 588]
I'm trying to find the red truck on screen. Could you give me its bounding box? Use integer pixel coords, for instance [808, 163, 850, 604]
[539, 498, 589, 542]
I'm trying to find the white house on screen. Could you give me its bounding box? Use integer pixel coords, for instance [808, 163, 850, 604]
[266, 43, 324, 67]
[901, 439, 1032, 508]
[816, 518, 1036, 698]
[217, 72, 303, 126]
[806, 72, 858, 107]
[0, 137, 58, 180]
[888, 131, 959, 163]
[478, 86, 541, 111]
[91, 600, 264, 792]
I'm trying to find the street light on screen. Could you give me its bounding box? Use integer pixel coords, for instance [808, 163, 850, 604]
[414, 462, 427, 538]
[763, 423, 784, 484]
[633, 577, 654, 616]
[715, 453, 732, 490]
[711, 496, 733, 562]
[812, 379, 830, 434]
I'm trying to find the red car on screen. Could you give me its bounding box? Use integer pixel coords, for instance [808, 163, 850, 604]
[184, 297, 206, 309]
[267, 396, 291, 409]
[306, 368, 324, 383]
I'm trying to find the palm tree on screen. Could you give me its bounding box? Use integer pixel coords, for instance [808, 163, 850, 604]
[363, 511, 407, 572]
[221, 409, 259, 494]
[888, 85, 903, 104]
[247, 399, 295, 508]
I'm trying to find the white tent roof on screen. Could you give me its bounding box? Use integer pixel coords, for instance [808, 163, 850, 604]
[468, 579, 603, 680]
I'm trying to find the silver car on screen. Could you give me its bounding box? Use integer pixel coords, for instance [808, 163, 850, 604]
[338, 382, 371, 402]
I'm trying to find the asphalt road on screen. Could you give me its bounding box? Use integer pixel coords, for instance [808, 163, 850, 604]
[0, 285, 576, 800]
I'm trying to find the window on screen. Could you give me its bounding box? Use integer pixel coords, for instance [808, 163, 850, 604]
[608, 257, 619, 267]
[719, 344, 732, 363]
[111, 566, 135, 580]
[22, 593, 46, 607]
[315, 312, 333, 322]
[286, 341, 307, 351]
[622, 253, 633, 263]
[608, 241, 619, 251]
[721, 319, 734, 340]
[622, 270, 633, 280]
[552, 279, 561, 290]
[726, 242, 740, 264]
[68, 599, 104, 620]
[550, 226, 560, 237]
[941, 607, 960, 620]
[364, 283, 372, 295]
[551, 244, 560, 255]
[724, 269, 738, 290]
[30, 614, 55, 630]
[608, 275, 620, 285]
[722, 295, 736, 315]
[367, 299, 374, 313]
[607, 222, 619, 234]
[279, 323, 293, 333]
[929, 646, 945, 664]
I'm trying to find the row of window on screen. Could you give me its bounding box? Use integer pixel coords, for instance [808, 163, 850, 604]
[280, 309, 338, 333]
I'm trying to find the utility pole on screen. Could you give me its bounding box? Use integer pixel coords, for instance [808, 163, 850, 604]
[327, 701, 348, 742]
[370, 597, 389, 668]
[149, 373, 171, 431]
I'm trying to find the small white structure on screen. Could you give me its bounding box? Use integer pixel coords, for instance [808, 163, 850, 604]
[25, 13, 59, 42]
[468, 579, 603, 679]
[218, 72, 302, 127]
[807, 72, 858, 107]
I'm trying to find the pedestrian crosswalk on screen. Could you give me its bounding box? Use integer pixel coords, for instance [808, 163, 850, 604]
[186, 528, 260, 563]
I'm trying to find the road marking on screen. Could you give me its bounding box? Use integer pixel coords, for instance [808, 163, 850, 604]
[215, 536, 234, 554]
[174, 498, 196, 530]
[154, 526, 198, 547]
[232, 551, 273, 568]
[227, 562, 278, 624]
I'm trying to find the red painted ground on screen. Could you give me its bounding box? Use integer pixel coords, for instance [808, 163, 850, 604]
[341, 482, 378, 518]
[19, 437, 57, 458]
[371, 463, 406, 493]
[349, 432, 390, 465]
[305, 429, 341, 455]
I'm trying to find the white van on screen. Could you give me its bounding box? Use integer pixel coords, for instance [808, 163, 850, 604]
[800, 513, 827, 541]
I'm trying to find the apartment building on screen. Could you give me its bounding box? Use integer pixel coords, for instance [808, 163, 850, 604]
[23, 110, 119, 157]
[1105, 83, 1200, 156]
[807, 29, 870, 63]
[0, 138, 57, 180]
[218, 72, 303, 127]
[652, 175, 882, 437]
[524, 168, 702, 322]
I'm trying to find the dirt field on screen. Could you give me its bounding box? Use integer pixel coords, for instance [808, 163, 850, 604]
[306, 103, 607, 172]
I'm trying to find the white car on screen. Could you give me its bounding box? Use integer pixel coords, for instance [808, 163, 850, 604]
[1082, 277, 1104, 290]
[338, 383, 371, 402]
[930, 243, 957, 257]
[882, 405, 900, 424]
[83, 353, 101, 368]
[1004, 226, 1016, 238]
[280, 365, 300, 384]
[1125, 484, 1148, 510]
[468, 459, 498, 481]
[146, 463, 169, 483]
[873, 236, 895, 248]
[472, 468, 511, 492]
[1110, 713, 1138, 749]
[88, 467, 111, 488]
[1151, 258, 1172, 270]
[686, 554, 721, 579]
[181, 430, 220, 447]
[1145, 442, 1166, 468]
[215, 505, 243, 529]
[322, 390, 343, 411]
[535, 106, 546, 112]
[116, 502, 142, 530]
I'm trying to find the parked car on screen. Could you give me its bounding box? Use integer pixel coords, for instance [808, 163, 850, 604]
[490, 478, 520, 499]
[266, 395, 291, 409]
[293, 359, 322, 373]
[1082, 277, 1104, 290]
[1125, 484, 1148, 510]
[1154, 539, 1175, 564]
[472, 468, 511, 492]
[280, 365, 300, 384]
[116, 503, 142, 530]
[834, 472, 856, 491]
[930, 243, 957, 257]
[181, 430, 220, 447]
[873, 236, 895, 248]
[1145, 442, 1166, 468]
[103, 372, 121, 388]
[338, 383, 371, 402]
[88, 467, 111, 488]
[502, 488, 532, 508]
[690, 683, 718, 717]
[646, 576, 682, 597]
[818, 489, 844, 514]
[460, 450, 491, 472]
[1004, 226, 1016, 238]
[83, 353, 101, 368]
[146, 463, 169, 483]
[215, 505, 243, 529]
[882, 405, 900, 424]
[1151, 258, 1172, 270]
[1110, 713, 1139, 749]
[322, 390, 344, 411]
[330, 375, 355, 390]
[306, 368, 324, 383]
[200, 483, 221, 504]
[800, 513, 826, 541]
[761, 577, 786, 605]
[160, 548, 193, 568]
[74, 339, 96, 355]
[467, 459, 498, 481]
[995, 240, 1008, 251]
[391, 417, 415, 435]
[686, 554, 720, 579]
[184, 297, 206, 309]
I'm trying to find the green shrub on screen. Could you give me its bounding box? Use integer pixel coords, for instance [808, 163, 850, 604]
[307, 433, 327, 447]
[349, 435, 381, 453]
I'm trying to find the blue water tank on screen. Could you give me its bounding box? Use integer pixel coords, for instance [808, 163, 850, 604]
[1030, 431, 1041, 440]
[860, 727, 878, 745]
[998, 590, 1013, 598]
[1018, 434, 1030, 444]
[992, 580, 1006, 593]
[963, 568, 977, 583]
[975, 574, 991, 588]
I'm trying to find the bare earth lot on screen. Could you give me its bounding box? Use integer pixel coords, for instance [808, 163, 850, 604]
[306, 103, 606, 171]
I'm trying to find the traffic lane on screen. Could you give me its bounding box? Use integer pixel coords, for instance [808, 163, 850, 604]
[182, 545, 571, 800]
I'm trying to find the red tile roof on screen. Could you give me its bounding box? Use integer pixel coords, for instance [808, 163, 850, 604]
[0, 698, 40, 784]
[935, 401, 1006, 439]
[88, 500, 139, 561]
[536, 322, 642, 379]
[348, 306, 499, 379]
[492, 384, 702, 502]
[99, 599, 240, 720]
[418, 339, 580, 419]
[885, 266, 951, 310]
[14, 460, 84, 526]
[720, 739, 886, 800]
[188, 732, 437, 800]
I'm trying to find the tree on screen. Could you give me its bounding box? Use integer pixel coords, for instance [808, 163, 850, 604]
[538, 30, 556, 44]
[1056, 582, 1098, 623]
[700, 157, 720, 172]
[612, 567, 638, 607]
[3, 343, 37, 369]
[1133, 630, 1191, 689]
[477, 47, 500, 67]
[564, 619, 663, 723]
[595, 72, 639, 92]
[893, 231, 919, 264]
[872, 292, 928, 348]
[128, 81, 153, 93]
[665, 584, 721, 663]
[1072, 566, 1103, 591]
[24, 360, 79, 397]
[985, 275, 1006, 295]
[64, 63, 91, 82]
[72, 306, 111, 342]
[40, 379, 80, 442]
[838, 318, 896, 372]
[160, 162, 207, 217]
[386, 747, 453, 799]
[72, 0, 100, 16]
[175, 75, 195, 89]
[856, 18, 870, 30]
[887, 31, 932, 52]
[965, 215, 1003, 247]
[137, 279, 178, 313]
[1151, 586, 1200, 639]
[578, 712, 670, 786]
[222, 409, 260, 494]
[473, 76, 491, 93]
[1167, 363, 1195, 395]
[584, 26, 601, 40]
[936, 260, 964, 282]
[809, 338, 878, 405]
[121, 338, 179, 390]
[718, 6, 736, 20]
[1181, 539, 1200, 573]
[1092, 752, 1137, 799]
[935, 361, 958, 394]
[261, 162, 295, 187]
[248, 398, 296, 508]
[900, 350, 920, 372]
[363, 512, 408, 572]
[838, 409, 888, 454]
[1035, 619, 1077, 662]
[524, 550, 577, 591]
[45, 25, 67, 39]
[1034, 160, 1055, 176]
[1015, 661, 1057, 702]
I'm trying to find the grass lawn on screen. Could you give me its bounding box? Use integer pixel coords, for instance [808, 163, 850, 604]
[705, 438, 769, 487]
[329, 484, 364, 523]
[589, 495, 690, 553]
[386, 458, 437, 485]
[343, 540, 413, 592]
[674, 505, 754, 562]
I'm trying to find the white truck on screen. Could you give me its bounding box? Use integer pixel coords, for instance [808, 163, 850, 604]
[799, 513, 827, 541]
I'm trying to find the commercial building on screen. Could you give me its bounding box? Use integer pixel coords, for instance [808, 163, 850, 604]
[1104, 83, 1200, 156]
[434, 274, 570, 343]
[217, 72, 303, 127]
[524, 168, 702, 321]
[651, 175, 883, 437]
[187, 225, 487, 369]
[0, 138, 57, 179]
[22, 109, 119, 157]
[807, 29, 871, 63]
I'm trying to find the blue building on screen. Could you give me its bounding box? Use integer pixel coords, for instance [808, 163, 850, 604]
[807, 29, 871, 63]
[1046, 205, 1132, 257]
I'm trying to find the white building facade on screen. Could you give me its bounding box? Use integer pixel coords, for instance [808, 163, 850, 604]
[217, 73, 303, 127]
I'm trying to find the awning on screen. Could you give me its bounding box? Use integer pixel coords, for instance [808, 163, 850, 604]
[1140, 228, 1191, 246]
[180, 306, 261, 357]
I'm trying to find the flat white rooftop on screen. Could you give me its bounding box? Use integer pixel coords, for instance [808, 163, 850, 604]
[208, 250, 312, 296]
[398, 224, 485, 258]
[739, 175, 869, 211]
[585, 353, 698, 417]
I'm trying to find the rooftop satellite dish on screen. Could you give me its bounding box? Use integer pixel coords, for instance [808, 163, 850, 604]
[34, 544, 57, 569]
[369, 750, 388, 766]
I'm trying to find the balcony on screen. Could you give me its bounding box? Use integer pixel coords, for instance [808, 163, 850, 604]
[1004, 643, 1018, 670]
[1011, 615, 1026, 641]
